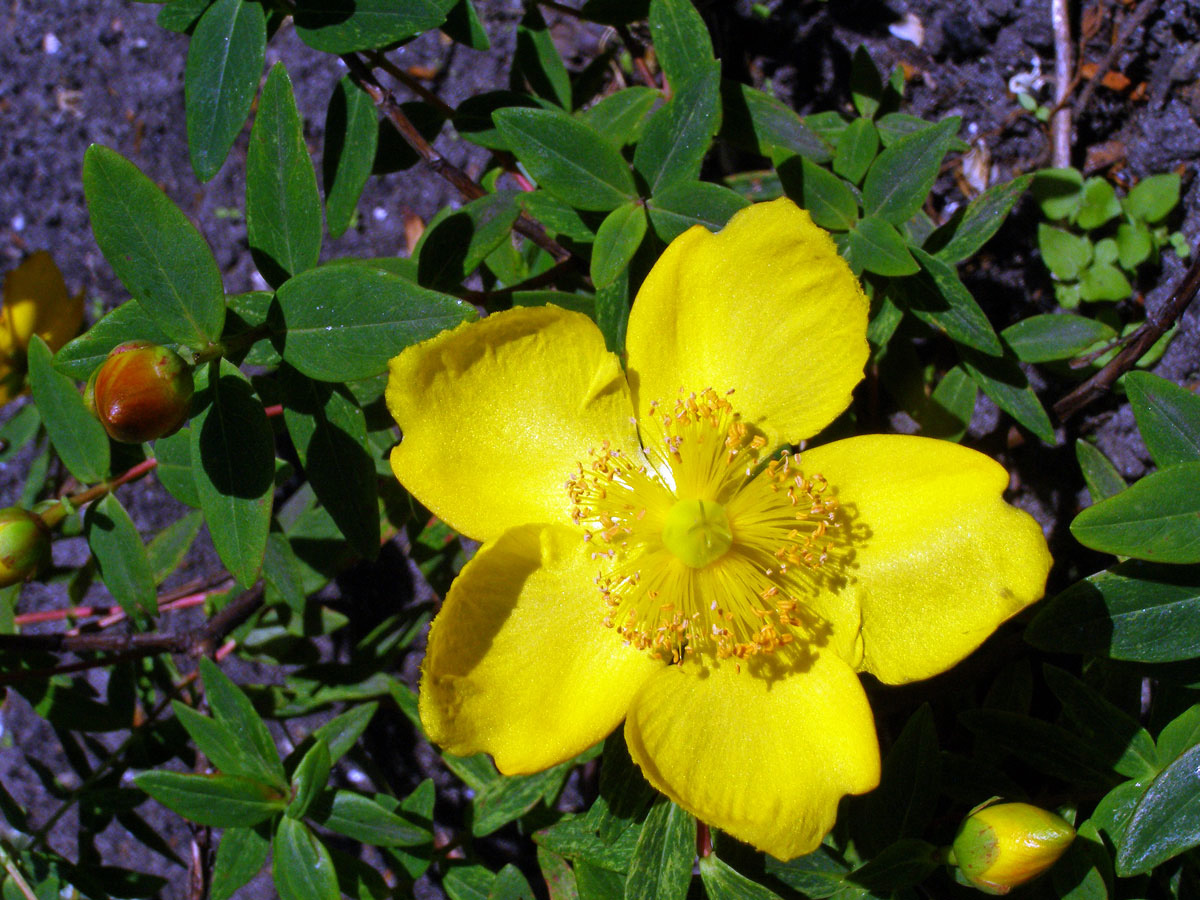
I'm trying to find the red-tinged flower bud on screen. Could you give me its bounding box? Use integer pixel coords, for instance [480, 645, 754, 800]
[88, 341, 193, 444]
[0, 507, 50, 588]
[951, 802, 1075, 895]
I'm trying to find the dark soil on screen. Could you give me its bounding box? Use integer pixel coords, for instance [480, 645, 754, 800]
[1, 1, 1198, 897]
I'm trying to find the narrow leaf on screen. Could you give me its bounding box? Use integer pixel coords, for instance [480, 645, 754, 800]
[185, 0, 266, 181]
[625, 801, 695, 900]
[191, 360, 274, 587]
[247, 63, 323, 287]
[83, 145, 226, 347]
[1072, 462, 1200, 562]
[1118, 743, 1200, 875]
[26, 335, 110, 483]
[85, 494, 157, 624]
[323, 77, 379, 239]
[1076, 439, 1126, 503]
[647, 0, 714, 92]
[632, 63, 720, 194]
[591, 203, 648, 290]
[960, 349, 1055, 443]
[862, 117, 959, 225]
[933, 174, 1033, 263]
[1002, 314, 1116, 363]
[199, 657, 285, 787]
[273, 817, 340, 900]
[135, 772, 284, 828]
[212, 827, 270, 900]
[293, 0, 454, 53]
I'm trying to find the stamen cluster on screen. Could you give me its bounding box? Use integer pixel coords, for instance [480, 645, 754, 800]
[566, 389, 845, 667]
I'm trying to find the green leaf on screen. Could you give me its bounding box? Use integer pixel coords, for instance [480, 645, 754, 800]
[1076, 177, 1122, 229]
[247, 63, 322, 288]
[211, 826, 270, 900]
[852, 704, 940, 853]
[513, 6, 571, 109]
[293, 0, 454, 53]
[843, 216, 918, 276]
[633, 63, 720, 194]
[646, 181, 748, 243]
[625, 801, 695, 900]
[315, 790, 430, 847]
[1079, 261, 1132, 302]
[157, 0, 211, 33]
[584, 732, 657, 844]
[579, 87, 659, 147]
[849, 45, 883, 118]
[1033, 167, 1084, 220]
[719, 82, 831, 162]
[309, 702, 377, 765]
[200, 657, 286, 788]
[416, 191, 522, 291]
[591, 203, 648, 290]
[135, 772, 285, 828]
[784, 156, 858, 232]
[1116, 221, 1153, 270]
[85, 494, 157, 624]
[53, 299, 174, 380]
[959, 709, 1119, 788]
[595, 265, 629, 355]
[1117, 743, 1200, 874]
[273, 817, 340, 900]
[900, 249, 1003, 356]
[1072, 462, 1200, 562]
[494, 108, 635, 211]
[861, 117, 959, 226]
[276, 263, 474, 382]
[932, 174, 1033, 263]
[849, 840, 941, 892]
[647, 0, 714, 92]
[1123, 172, 1180, 223]
[185, 0, 266, 181]
[925, 365, 976, 442]
[287, 738, 330, 819]
[154, 427, 201, 509]
[832, 117, 879, 185]
[1038, 224, 1092, 281]
[1076, 440, 1126, 503]
[171, 701, 261, 780]
[191, 360, 274, 587]
[443, 0, 490, 50]
[1157, 706, 1200, 765]
[1044, 665, 1158, 780]
[473, 763, 572, 837]
[536, 814, 641, 874]
[764, 845, 848, 899]
[538, 847, 580, 900]
[1125, 371, 1200, 466]
[83, 145, 226, 348]
[280, 366, 380, 557]
[1001, 314, 1116, 363]
[147, 510, 203, 585]
[960, 348, 1055, 442]
[490, 864, 535, 900]
[698, 855, 782, 900]
[1028, 560, 1200, 662]
[26, 335, 110, 483]
[323, 77, 378, 240]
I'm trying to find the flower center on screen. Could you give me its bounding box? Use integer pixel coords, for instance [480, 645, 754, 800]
[661, 499, 732, 568]
[566, 389, 845, 667]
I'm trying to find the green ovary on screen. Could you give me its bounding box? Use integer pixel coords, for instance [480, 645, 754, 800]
[662, 499, 733, 568]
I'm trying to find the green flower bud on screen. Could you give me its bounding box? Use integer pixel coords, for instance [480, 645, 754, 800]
[0, 507, 51, 588]
[951, 802, 1075, 895]
[89, 341, 193, 444]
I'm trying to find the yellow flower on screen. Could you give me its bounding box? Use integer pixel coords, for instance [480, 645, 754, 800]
[385, 199, 1052, 860]
[0, 252, 84, 403]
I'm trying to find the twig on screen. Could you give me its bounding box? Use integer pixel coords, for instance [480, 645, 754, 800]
[0, 584, 265, 686]
[1050, 0, 1073, 167]
[342, 53, 574, 264]
[1054, 251, 1200, 419]
[366, 51, 456, 119]
[461, 258, 580, 305]
[1075, 0, 1163, 120]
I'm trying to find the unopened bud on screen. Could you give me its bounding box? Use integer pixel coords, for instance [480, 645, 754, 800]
[0, 507, 50, 588]
[951, 802, 1075, 894]
[88, 341, 193, 443]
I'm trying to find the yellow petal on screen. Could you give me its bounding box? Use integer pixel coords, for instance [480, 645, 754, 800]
[625, 198, 869, 449]
[801, 435, 1052, 684]
[2, 251, 82, 353]
[419, 523, 662, 774]
[387, 305, 639, 542]
[624, 654, 880, 861]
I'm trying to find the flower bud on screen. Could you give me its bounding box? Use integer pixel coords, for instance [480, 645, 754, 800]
[0, 507, 51, 588]
[88, 341, 193, 443]
[951, 802, 1075, 894]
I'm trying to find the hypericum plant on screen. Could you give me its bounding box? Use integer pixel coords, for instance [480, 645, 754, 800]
[1034, 167, 1188, 308]
[4, 1, 1194, 899]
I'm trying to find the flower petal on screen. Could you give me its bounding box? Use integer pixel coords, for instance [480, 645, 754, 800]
[419, 523, 662, 774]
[387, 305, 639, 542]
[2, 251, 83, 353]
[625, 198, 869, 449]
[801, 434, 1052, 684]
[624, 654, 880, 861]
